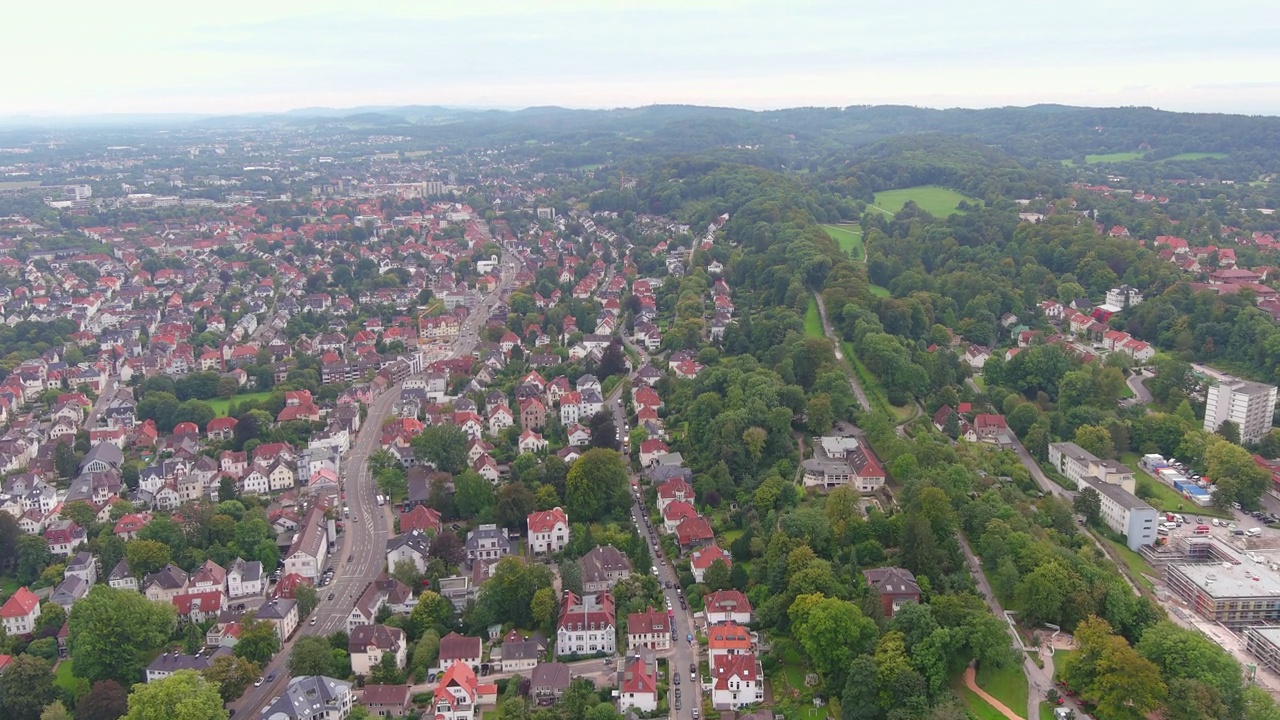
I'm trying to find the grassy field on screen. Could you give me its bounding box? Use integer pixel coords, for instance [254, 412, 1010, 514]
[1084, 151, 1143, 164]
[873, 185, 977, 218]
[805, 297, 825, 339]
[975, 661, 1029, 719]
[952, 673, 1012, 720]
[822, 224, 865, 260]
[1098, 535, 1157, 592]
[1165, 152, 1228, 161]
[869, 284, 891, 298]
[207, 391, 274, 417]
[1052, 650, 1075, 683]
[54, 660, 87, 695]
[0, 180, 41, 190]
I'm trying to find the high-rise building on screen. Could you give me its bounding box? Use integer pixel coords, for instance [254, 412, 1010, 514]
[1203, 378, 1277, 444]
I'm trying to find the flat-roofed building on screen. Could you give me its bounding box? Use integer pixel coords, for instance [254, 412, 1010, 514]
[1167, 560, 1280, 629]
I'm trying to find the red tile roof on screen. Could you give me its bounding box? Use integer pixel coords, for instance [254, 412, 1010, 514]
[0, 587, 39, 619]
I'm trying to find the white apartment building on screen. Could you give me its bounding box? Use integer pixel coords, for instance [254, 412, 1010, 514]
[1079, 477, 1158, 551]
[1204, 379, 1278, 445]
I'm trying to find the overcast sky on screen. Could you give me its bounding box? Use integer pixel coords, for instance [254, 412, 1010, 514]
[9, 0, 1280, 117]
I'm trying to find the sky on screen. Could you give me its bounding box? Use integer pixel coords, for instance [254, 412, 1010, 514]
[8, 0, 1280, 117]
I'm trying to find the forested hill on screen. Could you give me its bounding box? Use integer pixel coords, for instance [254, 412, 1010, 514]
[219, 103, 1280, 165]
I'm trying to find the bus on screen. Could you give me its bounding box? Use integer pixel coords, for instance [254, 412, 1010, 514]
[376, 495, 385, 507]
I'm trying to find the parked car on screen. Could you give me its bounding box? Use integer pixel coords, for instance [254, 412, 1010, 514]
[254, 677, 264, 687]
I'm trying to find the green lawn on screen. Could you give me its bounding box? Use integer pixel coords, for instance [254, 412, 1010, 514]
[873, 185, 978, 217]
[1084, 151, 1143, 164]
[869, 284, 891, 298]
[822, 224, 865, 260]
[804, 298, 825, 339]
[1098, 535, 1156, 592]
[1164, 152, 1227, 161]
[1052, 650, 1075, 683]
[721, 528, 744, 546]
[952, 673, 1012, 720]
[207, 391, 274, 417]
[0, 575, 18, 599]
[973, 376, 987, 391]
[975, 661, 1028, 719]
[54, 660, 86, 696]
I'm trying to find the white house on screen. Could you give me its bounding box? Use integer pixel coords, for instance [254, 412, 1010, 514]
[556, 591, 616, 657]
[710, 654, 764, 710]
[386, 530, 433, 574]
[349, 624, 407, 677]
[703, 590, 753, 625]
[227, 558, 264, 599]
[0, 587, 41, 636]
[618, 654, 658, 714]
[527, 507, 569, 555]
[262, 676, 353, 720]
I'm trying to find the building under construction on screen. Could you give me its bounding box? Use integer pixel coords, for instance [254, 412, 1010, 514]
[1162, 537, 1280, 629]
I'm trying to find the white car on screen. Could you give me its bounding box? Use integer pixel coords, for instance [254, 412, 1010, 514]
[254, 677, 265, 687]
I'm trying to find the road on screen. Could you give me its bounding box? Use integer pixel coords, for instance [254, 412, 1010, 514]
[235, 237, 520, 715]
[83, 376, 117, 429]
[811, 291, 872, 414]
[1122, 370, 1154, 407]
[634, 492, 700, 720]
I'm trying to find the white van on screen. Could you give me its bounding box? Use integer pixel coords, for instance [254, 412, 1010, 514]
[1247, 528, 1263, 537]
[1161, 522, 1178, 531]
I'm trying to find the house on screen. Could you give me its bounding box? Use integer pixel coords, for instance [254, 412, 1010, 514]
[439, 632, 484, 672]
[626, 608, 671, 651]
[518, 430, 547, 454]
[227, 558, 264, 599]
[107, 558, 138, 591]
[432, 662, 498, 720]
[399, 505, 442, 535]
[617, 652, 659, 714]
[496, 630, 542, 673]
[710, 653, 764, 710]
[386, 530, 433, 574]
[972, 414, 1008, 444]
[863, 567, 921, 619]
[531, 662, 574, 705]
[466, 524, 512, 563]
[520, 398, 547, 430]
[262, 676, 353, 720]
[348, 576, 415, 633]
[689, 545, 732, 583]
[706, 621, 752, 663]
[80, 442, 123, 474]
[64, 551, 98, 585]
[676, 516, 715, 551]
[962, 345, 990, 370]
[255, 597, 300, 642]
[349, 624, 408, 676]
[112, 512, 152, 540]
[556, 591, 616, 657]
[360, 684, 411, 718]
[703, 590, 753, 625]
[566, 424, 591, 447]
[527, 507, 569, 554]
[284, 505, 329, 581]
[145, 648, 231, 683]
[0, 587, 40, 635]
[656, 478, 695, 512]
[639, 439, 671, 468]
[143, 564, 189, 604]
[579, 545, 632, 592]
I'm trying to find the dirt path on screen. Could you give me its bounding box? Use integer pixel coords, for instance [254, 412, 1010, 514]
[964, 664, 1025, 720]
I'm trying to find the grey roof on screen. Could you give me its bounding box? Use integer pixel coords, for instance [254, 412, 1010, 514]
[143, 564, 188, 591]
[256, 598, 298, 622]
[1081, 477, 1154, 512]
[146, 647, 230, 676]
[580, 545, 631, 583]
[108, 558, 132, 582]
[532, 661, 573, 691]
[50, 575, 90, 607]
[230, 557, 262, 583]
[262, 675, 352, 719]
[80, 442, 123, 470]
[501, 639, 542, 661]
[387, 530, 432, 556]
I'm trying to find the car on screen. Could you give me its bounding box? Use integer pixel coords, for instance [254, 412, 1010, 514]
[674, 699, 681, 711]
[254, 677, 264, 687]
[1234, 529, 1247, 536]
[652, 566, 659, 576]
[310, 617, 317, 625]
[348, 555, 354, 562]
[328, 592, 335, 600]
[675, 689, 682, 699]
[690, 663, 697, 674]
[1196, 517, 1204, 523]
[692, 709, 700, 719]
[266, 673, 276, 682]
[674, 673, 680, 685]
[1233, 502, 1243, 510]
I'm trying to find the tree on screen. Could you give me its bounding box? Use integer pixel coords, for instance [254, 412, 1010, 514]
[68, 586, 177, 687]
[296, 584, 319, 619]
[1205, 438, 1271, 508]
[36, 602, 67, 638]
[454, 471, 495, 519]
[202, 654, 259, 704]
[1217, 420, 1241, 445]
[369, 651, 404, 685]
[120, 670, 226, 720]
[1015, 561, 1073, 627]
[412, 424, 469, 473]
[789, 593, 879, 690]
[123, 540, 172, 577]
[289, 636, 334, 678]
[1074, 488, 1102, 526]
[531, 587, 557, 634]
[429, 532, 466, 567]
[1135, 621, 1242, 715]
[494, 483, 537, 529]
[75, 680, 129, 720]
[233, 617, 281, 665]
[18, 534, 52, 584]
[474, 557, 553, 629]
[411, 630, 441, 681]
[41, 701, 73, 720]
[408, 591, 454, 640]
[0, 654, 57, 720]
[841, 656, 881, 720]
[54, 441, 80, 480]
[1074, 424, 1115, 459]
[565, 449, 629, 522]
[703, 560, 731, 591]
[806, 394, 835, 435]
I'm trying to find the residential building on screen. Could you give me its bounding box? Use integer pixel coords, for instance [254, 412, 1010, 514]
[527, 507, 569, 554]
[556, 591, 616, 657]
[386, 530, 433, 574]
[465, 524, 511, 563]
[145, 648, 231, 683]
[689, 545, 732, 583]
[626, 608, 671, 651]
[579, 546, 631, 592]
[432, 662, 498, 720]
[360, 684, 411, 718]
[349, 624, 407, 677]
[706, 622, 752, 663]
[496, 630, 542, 673]
[617, 652, 658, 714]
[227, 558, 264, 599]
[262, 676, 353, 720]
[863, 567, 921, 619]
[284, 504, 329, 581]
[0, 587, 40, 635]
[1048, 442, 1137, 494]
[1168, 555, 1280, 629]
[703, 590, 753, 625]
[439, 632, 484, 672]
[1079, 476, 1158, 552]
[1204, 378, 1278, 444]
[256, 597, 300, 642]
[531, 662, 573, 705]
[710, 653, 764, 710]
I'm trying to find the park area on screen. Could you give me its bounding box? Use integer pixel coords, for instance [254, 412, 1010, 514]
[207, 391, 273, 417]
[872, 185, 977, 218]
[822, 224, 864, 260]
